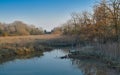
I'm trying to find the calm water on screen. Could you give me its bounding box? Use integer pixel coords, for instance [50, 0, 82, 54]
[0, 49, 120, 75]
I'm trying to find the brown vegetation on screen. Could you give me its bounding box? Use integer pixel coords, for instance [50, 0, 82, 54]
[0, 34, 60, 43]
[0, 0, 120, 69]
[0, 34, 60, 61]
[0, 21, 43, 36]
[52, 0, 120, 68]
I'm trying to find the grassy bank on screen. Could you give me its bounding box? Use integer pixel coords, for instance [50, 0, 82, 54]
[68, 43, 120, 70]
[0, 42, 52, 61]
[0, 34, 60, 61]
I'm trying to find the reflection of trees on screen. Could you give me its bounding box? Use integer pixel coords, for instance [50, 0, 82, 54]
[0, 52, 43, 65]
[71, 59, 120, 75]
[16, 52, 43, 59]
[61, 49, 69, 54]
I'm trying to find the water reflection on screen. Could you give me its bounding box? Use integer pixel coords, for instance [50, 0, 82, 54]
[71, 59, 120, 75]
[0, 49, 83, 75]
[0, 52, 43, 65]
[0, 49, 120, 75]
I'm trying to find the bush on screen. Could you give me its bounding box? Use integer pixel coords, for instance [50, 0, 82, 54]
[2, 32, 8, 37]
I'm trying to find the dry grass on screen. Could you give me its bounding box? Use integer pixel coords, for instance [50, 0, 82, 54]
[0, 34, 60, 44]
[95, 42, 120, 59]
[0, 34, 60, 60]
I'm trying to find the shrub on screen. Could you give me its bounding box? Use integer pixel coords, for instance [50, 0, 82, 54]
[2, 32, 8, 37]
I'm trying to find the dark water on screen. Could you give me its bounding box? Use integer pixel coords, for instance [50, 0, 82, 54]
[0, 49, 120, 75]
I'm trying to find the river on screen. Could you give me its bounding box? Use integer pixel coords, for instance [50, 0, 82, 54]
[0, 49, 119, 75]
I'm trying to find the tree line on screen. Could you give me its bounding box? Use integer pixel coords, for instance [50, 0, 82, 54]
[52, 0, 120, 43]
[0, 21, 43, 36]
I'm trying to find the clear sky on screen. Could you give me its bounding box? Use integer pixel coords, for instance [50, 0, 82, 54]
[0, 0, 96, 31]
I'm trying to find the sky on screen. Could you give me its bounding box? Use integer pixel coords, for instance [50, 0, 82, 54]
[0, 0, 97, 31]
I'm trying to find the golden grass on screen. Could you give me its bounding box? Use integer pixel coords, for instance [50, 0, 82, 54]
[0, 34, 60, 44]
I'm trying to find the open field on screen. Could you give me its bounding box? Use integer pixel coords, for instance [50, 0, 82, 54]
[0, 34, 60, 44]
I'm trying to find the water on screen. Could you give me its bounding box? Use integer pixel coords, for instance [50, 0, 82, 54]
[0, 49, 119, 75]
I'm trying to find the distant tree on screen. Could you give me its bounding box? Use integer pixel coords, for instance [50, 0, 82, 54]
[52, 27, 62, 34]
[0, 21, 43, 36]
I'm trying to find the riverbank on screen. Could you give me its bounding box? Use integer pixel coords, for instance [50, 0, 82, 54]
[68, 45, 120, 71]
[0, 34, 120, 71]
[0, 42, 52, 62]
[0, 34, 60, 61]
[0, 34, 77, 61]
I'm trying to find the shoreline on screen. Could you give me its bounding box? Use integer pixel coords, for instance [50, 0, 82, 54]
[68, 50, 120, 71]
[0, 35, 120, 71]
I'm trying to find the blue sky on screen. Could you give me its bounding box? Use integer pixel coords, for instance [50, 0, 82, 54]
[0, 0, 96, 31]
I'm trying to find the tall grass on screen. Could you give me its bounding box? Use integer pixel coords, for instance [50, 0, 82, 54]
[94, 42, 120, 60]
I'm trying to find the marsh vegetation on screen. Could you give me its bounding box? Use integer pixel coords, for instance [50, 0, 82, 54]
[0, 0, 120, 75]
